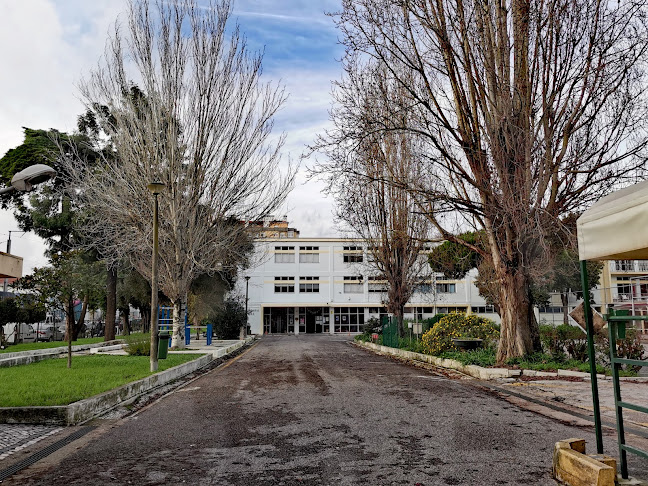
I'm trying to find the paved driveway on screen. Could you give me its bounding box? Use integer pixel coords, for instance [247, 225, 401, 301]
[7, 335, 646, 485]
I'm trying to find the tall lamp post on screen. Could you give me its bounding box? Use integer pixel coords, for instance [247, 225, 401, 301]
[241, 276, 250, 339]
[1, 164, 57, 300]
[148, 181, 165, 372]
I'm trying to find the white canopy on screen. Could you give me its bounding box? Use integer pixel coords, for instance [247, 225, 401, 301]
[577, 179, 648, 261]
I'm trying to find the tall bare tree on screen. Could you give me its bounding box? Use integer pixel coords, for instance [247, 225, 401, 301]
[325, 0, 648, 362]
[316, 63, 433, 337]
[62, 0, 294, 348]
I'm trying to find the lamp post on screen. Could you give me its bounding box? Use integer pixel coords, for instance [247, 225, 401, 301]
[1, 164, 56, 300]
[241, 276, 250, 339]
[148, 181, 165, 372]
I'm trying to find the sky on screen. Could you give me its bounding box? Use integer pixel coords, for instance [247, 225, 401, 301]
[0, 0, 344, 273]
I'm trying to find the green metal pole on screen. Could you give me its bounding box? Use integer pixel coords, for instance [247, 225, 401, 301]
[608, 312, 629, 478]
[580, 260, 604, 454]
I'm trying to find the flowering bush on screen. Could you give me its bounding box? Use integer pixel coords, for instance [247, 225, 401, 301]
[421, 313, 499, 355]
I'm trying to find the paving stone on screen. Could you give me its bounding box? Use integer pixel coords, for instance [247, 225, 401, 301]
[0, 424, 61, 460]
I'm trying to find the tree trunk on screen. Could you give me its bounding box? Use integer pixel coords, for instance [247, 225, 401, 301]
[105, 266, 117, 341]
[121, 308, 131, 336]
[171, 299, 185, 349]
[66, 297, 74, 368]
[141, 308, 150, 333]
[396, 308, 405, 339]
[561, 292, 569, 326]
[495, 266, 541, 364]
[74, 296, 89, 340]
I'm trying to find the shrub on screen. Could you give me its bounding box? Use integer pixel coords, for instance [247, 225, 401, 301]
[421, 314, 446, 335]
[125, 333, 151, 356]
[539, 324, 587, 362]
[362, 317, 381, 336]
[441, 348, 496, 367]
[595, 328, 646, 373]
[421, 313, 499, 355]
[207, 298, 246, 339]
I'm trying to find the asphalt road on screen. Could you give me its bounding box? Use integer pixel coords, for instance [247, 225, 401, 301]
[6, 335, 645, 485]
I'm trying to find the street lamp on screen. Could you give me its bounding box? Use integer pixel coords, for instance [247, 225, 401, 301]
[0, 164, 57, 195]
[148, 181, 165, 372]
[1, 164, 57, 300]
[241, 276, 250, 339]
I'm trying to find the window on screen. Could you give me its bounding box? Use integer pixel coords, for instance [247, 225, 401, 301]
[437, 307, 465, 314]
[333, 306, 365, 333]
[538, 306, 562, 313]
[615, 260, 634, 271]
[436, 283, 456, 293]
[274, 276, 294, 293]
[471, 305, 495, 314]
[299, 246, 320, 263]
[416, 283, 433, 293]
[617, 283, 632, 300]
[343, 246, 363, 263]
[367, 275, 387, 293]
[274, 246, 295, 263]
[343, 276, 364, 293]
[299, 276, 320, 293]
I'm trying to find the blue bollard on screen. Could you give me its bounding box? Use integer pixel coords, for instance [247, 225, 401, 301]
[207, 324, 212, 346]
[185, 325, 190, 345]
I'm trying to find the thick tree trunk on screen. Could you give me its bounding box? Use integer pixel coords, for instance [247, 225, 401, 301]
[171, 299, 185, 349]
[105, 266, 117, 341]
[495, 266, 541, 364]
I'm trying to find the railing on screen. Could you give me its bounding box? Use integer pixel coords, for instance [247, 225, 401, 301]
[606, 309, 648, 479]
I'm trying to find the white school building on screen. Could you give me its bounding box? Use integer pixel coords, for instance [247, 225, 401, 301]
[239, 236, 498, 335]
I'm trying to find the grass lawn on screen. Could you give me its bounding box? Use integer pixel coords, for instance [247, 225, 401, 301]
[0, 354, 205, 407]
[0, 337, 107, 354]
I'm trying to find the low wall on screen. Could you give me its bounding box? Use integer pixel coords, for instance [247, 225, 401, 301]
[0, 341, 123, 368]
[0, 354, 212, 425]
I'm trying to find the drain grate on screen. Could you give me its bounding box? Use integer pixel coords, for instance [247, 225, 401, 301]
[0, 426, 95, 482]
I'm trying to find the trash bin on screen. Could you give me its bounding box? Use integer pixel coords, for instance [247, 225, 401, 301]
[158, 331, 170, 359]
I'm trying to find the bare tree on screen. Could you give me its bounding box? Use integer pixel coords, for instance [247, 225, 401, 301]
[325, 0, 648, 362]
[62, 0, 294, 348]
[316, 62, 433, 337]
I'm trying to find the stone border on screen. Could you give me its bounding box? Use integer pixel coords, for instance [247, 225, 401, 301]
[0, 341, 124, 368]
[354, 341, 648, 381]
[355, 341, 518, 379]
[0, 354, 212, 425]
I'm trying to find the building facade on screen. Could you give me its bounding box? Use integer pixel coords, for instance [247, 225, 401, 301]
[240, 237, 497, 335]
[598, 259, 648, 334]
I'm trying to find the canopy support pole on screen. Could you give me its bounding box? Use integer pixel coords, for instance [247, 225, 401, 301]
[581, 260, 604, 454]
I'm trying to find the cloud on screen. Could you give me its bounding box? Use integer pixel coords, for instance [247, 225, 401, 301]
[0, 0, 345, 274]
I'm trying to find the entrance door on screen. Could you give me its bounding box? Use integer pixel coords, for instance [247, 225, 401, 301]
[305, 307, 323, 334]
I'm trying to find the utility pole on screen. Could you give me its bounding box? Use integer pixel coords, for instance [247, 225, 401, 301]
[2, 231, 22, 298]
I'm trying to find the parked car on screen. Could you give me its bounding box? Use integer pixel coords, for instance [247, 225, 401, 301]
[34, 324, 64, 341]
[1, 323, 37, 344]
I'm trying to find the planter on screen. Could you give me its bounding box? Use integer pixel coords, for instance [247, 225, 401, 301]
[452, 338, 483, 351]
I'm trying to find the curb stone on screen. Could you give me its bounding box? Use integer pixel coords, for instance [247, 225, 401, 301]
[0, 338, 254, 425]
[0, 341, 124, 368]
[355, 341, 516, 380]
[354, 340, 648, 382]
